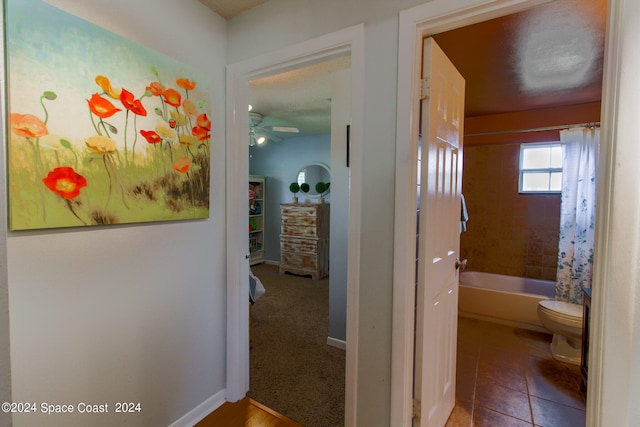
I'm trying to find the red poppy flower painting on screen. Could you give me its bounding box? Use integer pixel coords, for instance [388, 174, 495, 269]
[42, 167, 88, 200]
[95, 75, 121, 99]
[10, 113, 49, 139]
[161, 88, 182, 107]
[191, 113, 211, 141]
[172, 157, 191, 174]
[120, 88, 147, 116]
[196, 113, 211, 131]
[140, 129, 163, 144]
[146, 81, 165, 96]
[87, 93, 121, 118]
[6, 0, 212, 230]
[176, 78, 196, 91]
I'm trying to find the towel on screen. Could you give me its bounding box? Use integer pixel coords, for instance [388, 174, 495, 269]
[460, 193, 469, 233]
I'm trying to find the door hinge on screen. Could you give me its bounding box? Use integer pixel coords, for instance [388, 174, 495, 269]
[412, 398, 421, 420]
[420, 77, 430, 100]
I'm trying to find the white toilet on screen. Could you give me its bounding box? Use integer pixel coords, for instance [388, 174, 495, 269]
[537, 300, 584, 365]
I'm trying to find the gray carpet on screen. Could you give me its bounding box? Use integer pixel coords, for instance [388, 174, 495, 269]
[248, 264, 345, 427]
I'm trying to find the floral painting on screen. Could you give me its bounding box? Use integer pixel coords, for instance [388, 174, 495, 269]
[5, 0, 212, 230]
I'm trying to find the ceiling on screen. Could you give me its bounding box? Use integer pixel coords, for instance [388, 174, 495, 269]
[248, 56, 351, 139]
[203, 0, 606, 140]
[432, 0, 606, 117]
[198, 0, 268, 19]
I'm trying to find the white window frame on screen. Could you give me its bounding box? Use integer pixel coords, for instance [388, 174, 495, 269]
[518, 142, 563, 194]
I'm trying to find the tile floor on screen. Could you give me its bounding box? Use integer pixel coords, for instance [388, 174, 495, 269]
[447, 317, 586, 427]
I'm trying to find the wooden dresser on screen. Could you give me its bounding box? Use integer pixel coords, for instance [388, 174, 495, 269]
[279, 203, 329, 280]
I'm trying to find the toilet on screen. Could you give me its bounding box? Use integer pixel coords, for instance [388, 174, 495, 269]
[537, 300, 584, 365]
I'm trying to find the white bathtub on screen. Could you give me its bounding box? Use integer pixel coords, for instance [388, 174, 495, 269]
[458, 271, 556, 332]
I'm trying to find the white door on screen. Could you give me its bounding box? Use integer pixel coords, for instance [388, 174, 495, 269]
[413, 37, 465, 427]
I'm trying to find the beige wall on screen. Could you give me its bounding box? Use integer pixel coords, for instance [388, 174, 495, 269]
[460, 143, 560, 280]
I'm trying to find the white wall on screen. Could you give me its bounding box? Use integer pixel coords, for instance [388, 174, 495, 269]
[4, 1, 228, 426]
[329, 69, 351, 342]
[0, 17, 12, 421]
[229, 1, 640, 426]
[228, 1, 425, 424]
[595, 0, 640, 424]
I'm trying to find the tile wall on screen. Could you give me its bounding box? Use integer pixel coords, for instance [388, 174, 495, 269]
[460, 143, 560, 280]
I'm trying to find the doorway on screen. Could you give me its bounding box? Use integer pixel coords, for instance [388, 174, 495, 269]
[392, 0, 610, 425]
[245, 57, 350, 424]
[225, 24, 364, 426]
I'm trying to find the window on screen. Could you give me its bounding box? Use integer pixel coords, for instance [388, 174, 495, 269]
[519, 143, 562, 193]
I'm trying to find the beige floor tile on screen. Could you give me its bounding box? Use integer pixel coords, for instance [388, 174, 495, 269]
[447, 318, 585, 427]
[475, 381, 532, 423]
[526, 356, 585, 410]
[477, 358, 528, 393]
[446, 402, 473, 427]
[473, 406, 533, 427]
[530, 396, 586, 427]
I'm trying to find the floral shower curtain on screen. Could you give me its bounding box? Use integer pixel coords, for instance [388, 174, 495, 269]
[555, 127, 599, 304]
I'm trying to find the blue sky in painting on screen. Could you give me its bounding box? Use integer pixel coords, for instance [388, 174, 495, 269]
[6, 0, 211, 147]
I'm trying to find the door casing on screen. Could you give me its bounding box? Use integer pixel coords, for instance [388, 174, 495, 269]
[392, 0, 617, 425]
[225, 24, 365, 426]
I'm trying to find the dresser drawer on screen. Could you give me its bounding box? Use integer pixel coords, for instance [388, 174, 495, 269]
[281, 223, 319, 238]
[281, 251, 319, 270]
[281, 215, 319, 227]
[280, 237, 318, 253]
[281, 204, 319, 217]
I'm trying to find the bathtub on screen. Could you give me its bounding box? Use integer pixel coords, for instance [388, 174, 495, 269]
[458, 271, 556, 332]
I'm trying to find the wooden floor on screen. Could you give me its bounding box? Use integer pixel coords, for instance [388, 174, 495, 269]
[196, 397, 303, 427]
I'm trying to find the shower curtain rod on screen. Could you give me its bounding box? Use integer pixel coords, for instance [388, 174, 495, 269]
[464, 121, 600, 137]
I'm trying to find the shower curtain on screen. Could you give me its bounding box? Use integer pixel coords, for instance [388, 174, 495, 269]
[555, 126, 599, 304]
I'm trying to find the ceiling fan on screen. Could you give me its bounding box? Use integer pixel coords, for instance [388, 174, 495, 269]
[248, 111, 299, 146]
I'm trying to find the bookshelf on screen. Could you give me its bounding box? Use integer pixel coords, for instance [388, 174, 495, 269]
[249, 176, 265, 265]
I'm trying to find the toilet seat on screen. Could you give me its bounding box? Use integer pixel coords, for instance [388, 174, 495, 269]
[539, 300, 583, 321]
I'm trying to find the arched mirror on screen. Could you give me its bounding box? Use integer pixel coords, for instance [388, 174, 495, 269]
[297, 162, 331, 197]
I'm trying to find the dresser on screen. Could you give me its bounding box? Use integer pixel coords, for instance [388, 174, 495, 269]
[279, 203, 329, 280]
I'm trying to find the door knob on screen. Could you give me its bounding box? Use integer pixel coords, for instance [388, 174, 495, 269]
[455, 258, 467, 271]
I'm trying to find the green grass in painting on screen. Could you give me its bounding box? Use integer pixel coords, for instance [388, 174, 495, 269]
[9, 141, 210, 230]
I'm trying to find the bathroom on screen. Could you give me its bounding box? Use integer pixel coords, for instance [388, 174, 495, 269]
[429, 1, 606, 424]
[431, 0, 604, 350]
[454, 115, 598, 426]
[458, 108, 598, 345]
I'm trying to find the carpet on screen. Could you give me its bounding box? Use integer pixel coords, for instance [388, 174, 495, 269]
[248, 264, 346, 427]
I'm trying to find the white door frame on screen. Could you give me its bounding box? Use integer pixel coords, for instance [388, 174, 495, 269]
[225, 24, 365, 426]
[392, 0, 621, 425]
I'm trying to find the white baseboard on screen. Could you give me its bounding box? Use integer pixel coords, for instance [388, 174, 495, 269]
[168, 389, 226, 427]
[327, 336, 347, 350]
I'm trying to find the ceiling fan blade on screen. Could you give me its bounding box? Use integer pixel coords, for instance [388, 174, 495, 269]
[269, 126, 299, 133]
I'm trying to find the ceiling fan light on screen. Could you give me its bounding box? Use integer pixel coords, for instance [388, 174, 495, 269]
[248, 104, 253, 112]
[271, 126, 299, 133]
[256, 135, 267, 145]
